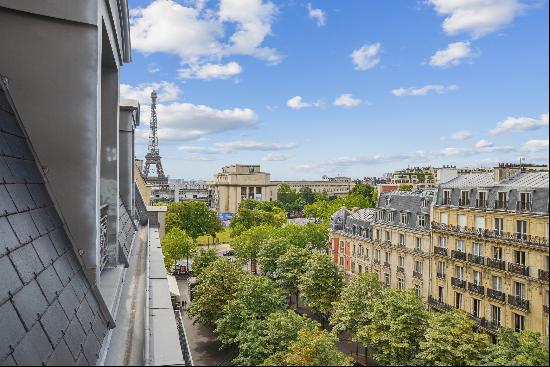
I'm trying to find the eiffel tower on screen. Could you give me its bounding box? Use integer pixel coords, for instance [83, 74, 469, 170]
[143, 90, 168, 187]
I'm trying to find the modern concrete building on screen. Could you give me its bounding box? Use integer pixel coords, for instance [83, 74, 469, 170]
[273, 176, 356, 197]
[0, 2, 184, 365]
[209, 164, 278, 213]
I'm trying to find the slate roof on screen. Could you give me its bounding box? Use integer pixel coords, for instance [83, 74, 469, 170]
[377, 190, 434, 230]
[0, 85, 109, 366]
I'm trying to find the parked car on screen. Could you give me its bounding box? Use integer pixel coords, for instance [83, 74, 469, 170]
[222, 250, 235, 257]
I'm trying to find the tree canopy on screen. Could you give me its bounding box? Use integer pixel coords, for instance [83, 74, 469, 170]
[166, 201, 221, 240]
[229, 199, 287, 237]
[161, 227, 196, 271]
[191, 248, 218, 278]
[277, 183, 304, 213]
[276, 246, 313, 304]
[258, 237, 291, 277]
[484, 328, 549, 366]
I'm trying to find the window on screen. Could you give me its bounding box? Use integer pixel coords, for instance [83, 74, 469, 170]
[415, 284, 421, 297]
[474, 216, 485, 230]
[376, 229, 380, 240]
[472, 298, 481, 318]
[385, 196, 391, 206]
[438, 286, 445, 303]
[416, 237, 422, 251]
[415, 260, 423, 274]
[351, 262, 356, 273]
[515, 250, 526, 266]
[478, 191, 487, 207]
[384, 273, 391, 288]
[439, 236, 447, 248]
[248, 186, 254, 199]
[516, 220, 528, 239]
[456, 239, 465, 252]
[440, 212, 449, 225]
[497, 192, 507, 208]
[399, 234, 406, 246]
[519, 192, 531, 209]
[385, 231, 391, 241]
[358, 265, 362, 274]
[514, 282, 525, 299]
[455, 266, 465, 280]
[438, 261, 446, 276]
[377, 210, 384, 221]
[492, 276, 502, 292]
[494, 218, 504, 235]
[493, 246, 503, 260]
[460, 190, 470, 205]
[401, 213, 409, 225]
[514, 313, 525, 332]
[455, 292, 463, 309]
[241, 187, 247, 197]
[473, 270, 482, 286]
[385, 251, 391, 264]
[256, 187, 262, 195]
[398, 256, 405, 267]
[417, 214, 426, 227]
[443, 190, 451, 205]
[458, 214, 467, 228]
[398, 278, 405, 290]
[421, 198, 429, 208]
[473, 243, 483, 257]
[374, 249, 380, 262]
[339, 257, 344, 266]
[388, 212, 394, 222]
[489, 305, 501, 325]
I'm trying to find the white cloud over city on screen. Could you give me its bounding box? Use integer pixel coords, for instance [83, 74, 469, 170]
[392, 84, 457, 97]
[429, 41, 477, 68]
[287, 96, 323, 109]
[178, 61, 242, 80]
[120, 81, 180, 103]
[307, 3, 326, 27]
[178, 140, 298, 154]
[333, 94, 363, 108]
[490, 113, 549, 135]
[350, 43, 381, 70]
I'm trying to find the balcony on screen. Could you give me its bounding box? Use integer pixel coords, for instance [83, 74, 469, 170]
[508, 295, 529, 311]
[373, 259, 380, 265]
[538, 269, 549, 282]
[470, 315, 500, 334]
[544, 305, 549, 315]
[516, 201, 531, 212]
[428, 296, 453, 313]
[436, 272, 446, 279]
[468, 282, 485, 296]
[413, 271, 423, 279]
[494, 200, 508, 210]
[383, 261, 391, 268]
[486, 258, 506, 271]
[99, 204, 109, 271]
[487, 288, 506, 303]
[475, 199, 488, 209]
[451, 277, 466, 289]
[433, 246, 448, 257]
[467, 253, 485, 266]
[508, 263, 529, 277]
[459, 198, 470, 207]
[396, 266, 405, 273]
[451, 250, 466, 261]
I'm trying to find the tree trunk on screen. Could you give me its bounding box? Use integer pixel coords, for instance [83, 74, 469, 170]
[251, 259, 257, 274]
[186, 254, 189, 274]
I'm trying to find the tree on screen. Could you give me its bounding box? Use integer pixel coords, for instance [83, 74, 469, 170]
[302, 223, 329, 251]
[166, 201, 221, 240]
[233, 310, 319, 366]
[278, 224, 309, 248]
[258, 237, 291, 277]
[261, 328, 353, 366]
[192, 248, 218, 278]
[484, 328, 549, 366]
[304, 199, 341, 223]
[188, 258, 246, 325]
[299, 186, 315, 204]
[229, 199, 287, 237]
[232, 225, 277, 274]
[415, 309, 487, 366]
[277, 184, 304, 213]
[330, 272, 383, 340]
[299, 253, 343, 325]
[215, 274, 285, 346]
[276, 246, 312, 306]
[161, 227, 197, 271]
[357, 288, 430, 366]
[399, 184, 414, 191]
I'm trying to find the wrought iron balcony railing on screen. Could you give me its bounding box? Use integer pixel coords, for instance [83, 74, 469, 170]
[468, 282, 485, 296]
[436, 272, 446, 279]
[428, 296, 453, 313]
[508, 263, 529, 277]
[544, 305, 549, 315]
[383, 261, 391, 268]
[413, 271, 423, 279]
[99, 204, 109, 272]
[434, 246, 448, 257]
[508, 295, 529, 311]
[538, 269, 549, 282]
[470, 315, 500, 334]
[451, 277, 466, 289]
[467, 253, 485, 266]
[451, 250, 466, 261]
[516, 201, 531, 212]
[486, 257, 506, 271]
[487, 288, 505, 303]
[396, 266, 404, 273]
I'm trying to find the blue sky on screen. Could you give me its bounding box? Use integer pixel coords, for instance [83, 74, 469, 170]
[122, 0, 549, 181]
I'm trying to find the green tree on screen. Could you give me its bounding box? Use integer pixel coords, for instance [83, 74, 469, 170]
[299, 186, 315, 204]
[232, 225, 276, 274]
[258, 237, 291, 277]
[357, 288, 430, 366]
[234, 310, 319, 366]
[304, 199, 342, 223]
[261, 328, 353, 366]
[399, 184, 414, 191]
[277, 183, 304, 213]
[416, 309, 488, 366]
[485, 328, 549, 366]
[299, 253, 343, 325]
[161, 227, 197, 271]
[188, 258, 246, 325]
[276, 246, 312, 306]
[278, 224, 309, 248]
[330, 272, 383, 340]
[215, 274, 285, 346]
[191, 248, 218, 278]
[302, 222, 329, 251]
[229, 199, 286, 237]
[166, 201, 221, 241]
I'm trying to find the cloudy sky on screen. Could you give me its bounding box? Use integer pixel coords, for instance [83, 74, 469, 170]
[122, 0, 549, 181]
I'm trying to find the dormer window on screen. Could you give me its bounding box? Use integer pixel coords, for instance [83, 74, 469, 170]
[417, 214, 426, 227]
[388, 211, 394, 222]
[421, 198, 429, 208]
[443, 190, 451, 205]
[400, 212, 409, 225]
[477, 191, 487, 208]
[385, 196, 391, 206]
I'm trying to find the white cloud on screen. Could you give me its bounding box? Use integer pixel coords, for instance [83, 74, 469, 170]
[262, 153, 290, 161]
[179, 61, 242, 80]
[130, 0, 281, 70]
[287, 96, 323, 109]
[429, 41, 476, 68]
[350, 43, 381, 70]
[490, 113, 549, 135]
[333, 94, 362, 108]
[307, 3, 326, 27]
[428, 0, 524, 38]
[440, 140, 514, 156]
[120, 81, 180, 104]
[449, 130, 474, 140]
[522, 139, 549, 152]
[147, 63, 160, 73]
[178, 140, 298, 153]
[392, 84, 457, 96]
[138, 102, 258, 142]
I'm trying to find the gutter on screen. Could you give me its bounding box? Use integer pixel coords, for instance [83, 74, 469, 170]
[144, 221, 151, 366]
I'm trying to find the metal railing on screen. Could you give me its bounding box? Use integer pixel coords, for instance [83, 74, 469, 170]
[486, 258, 506, 271]
[100, 204, 109, 271]
[508, 263, 529, 277]
[396, 266, 404, 273]
[413, 271, 423, 279]
[428, 296, 453, 312]
[451, 277, 466, 289]
[436, 272, 446, 279]
[487, 288, 505, 303]
[538, 269, 549, 282]
[467, 253, 485, 266]
[434, 246, 448, 257]
[508, 295, 529, 311]
[468, 282, 485, 296]
[516, 201, 531, 211]
[135, 184, 149, 225]
[451, 250, 466, 261]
